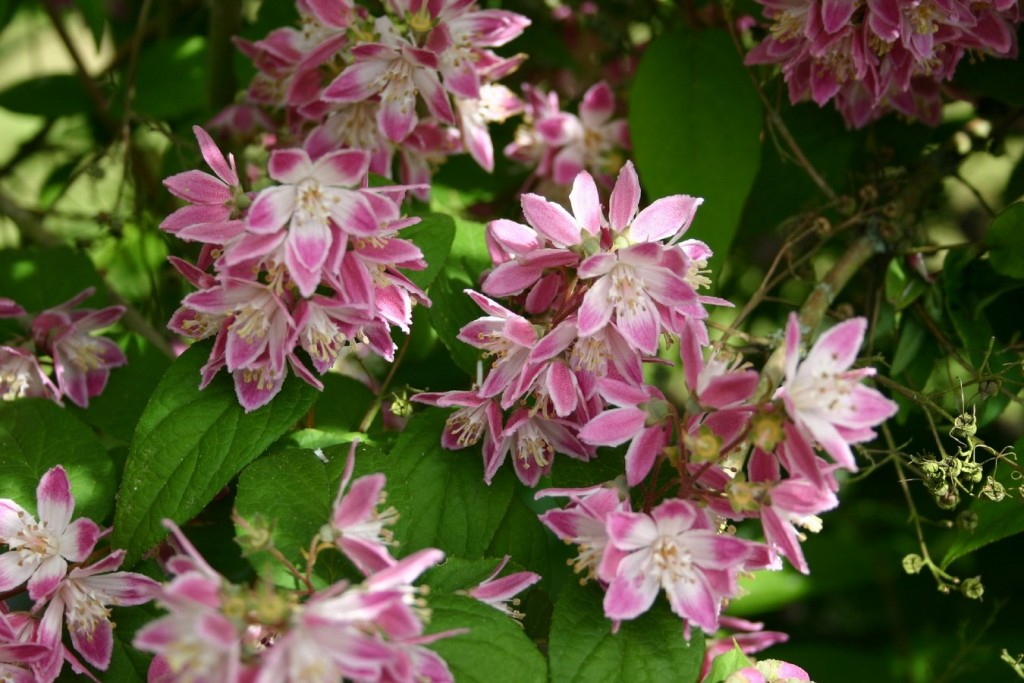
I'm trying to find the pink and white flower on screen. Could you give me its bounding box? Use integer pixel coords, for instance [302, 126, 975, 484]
[0, 346, 60, 403]
[775, 314, 898, 471]
[30, 289, 127, 409]
[601, 499, 767, 633]
[36, 550, 157, 675]
[536, 484, 629, 581]
[466, 555, 541, 619]
[0, 466, 100, 602]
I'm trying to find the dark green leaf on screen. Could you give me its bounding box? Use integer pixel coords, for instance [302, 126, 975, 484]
[0, 74, 91, 118]
[385, 409, 516, 556]
[425, 268, 484, 378]
[0, 399, 115, 523]
[112, 342, 318, 566]
[0, 247, 106, 314]
[630, 28, 762, 261]
[891, 314, 926, 377]
[705, 642, 755, 683]
[485, 490, 552, 580]
[549, 581, 705, 683]
[953, 53, 1024, 107]
[69, 334, 172, 444]
[422, 556, 506, 595]
[76, 0, 107, 51]
[403, 212, 456, 291]
[426, 594, 547, 683]
[985, 202, 1024, 279]
[133, 37, 208, 120]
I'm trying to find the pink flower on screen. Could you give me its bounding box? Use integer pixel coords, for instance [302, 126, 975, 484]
[491, 408, 590, 486]
[0, 466, 100, 602]
[601, 499, 767, 633]
[775, 314, 898, 471]
[701, 616, 789, 681]
[0, 346, 60, 403]
[30, 288, 126, 409]
[745, 0, 1022, 127]
[536, 484, 629, 581]
[36, 550, 157, 676]
[0, 610, 49, 683]
[466, 555, 541, 619]
[725, 658, 813, 683]
[322, 16, 454, 142]
[457, 291, 537, 403]
[577, 378, 671, 486]
[234, 146, 376, 297]
[325, 442, 399, 576]
[134, 521, 243, 683]
[161, 126, 246, 244]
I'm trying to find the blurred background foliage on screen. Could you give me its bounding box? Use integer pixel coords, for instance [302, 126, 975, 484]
[1, 0, 1023, 681]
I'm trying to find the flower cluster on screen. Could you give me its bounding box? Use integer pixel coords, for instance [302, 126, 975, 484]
[134, 443, 537, 682]
[0, 466, 157, 682]
[0, 288, 126, 408]
[222, 0, 530, 197]
[745, 0, 1022, 127]
[418, 162, 897, 636]
[505, 80, 630, 189]
[162, 126, 429, 411]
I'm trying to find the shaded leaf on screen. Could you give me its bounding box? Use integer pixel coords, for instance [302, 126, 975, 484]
[986, 202, 1024, 279]
[0, 75, 91, 119]
[403, 212, 456, 291]
[425, 268, 485, 378]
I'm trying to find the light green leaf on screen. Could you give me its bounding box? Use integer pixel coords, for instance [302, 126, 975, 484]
[112, 342, 318, 566]
[986, 202, 1024, 279]
[630, 28, 763, 261]
[0, 399, 115, 524]
[549, 581, 705, 683]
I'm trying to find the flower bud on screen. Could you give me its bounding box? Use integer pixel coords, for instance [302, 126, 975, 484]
[902, 553, 924, 575]
[750, 411, 783, 452]
[956, 510, 979, 531]
[980, 476, 1006, 502]
[961, 576, 984, 600]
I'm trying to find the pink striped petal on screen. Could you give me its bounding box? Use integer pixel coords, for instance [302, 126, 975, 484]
[630, 195, 703, 243]
[27, 555, 68, 601]
[665, 571, 718, 632]
[70, 617, 113, 670]
[58, 517, 101, 562]
[413, 68, 455, 125]
[193, 125, 238, 186]
[579, 81, 615, 126]
[333, 474, 386, 529]
[609, 161, 640, 231]
[323, 60, 389, 102]
[569, 171, 603, 236]
[378, 84, 418, 142]
[624, 425, 666, 486]
[164, 171, 230, 204]
[521, 193, 581, 246]
[820, 0, 858, 34]
[546, 361, 578, 417]
[577, 276, 614, 336]
[0, 551, 35, 593]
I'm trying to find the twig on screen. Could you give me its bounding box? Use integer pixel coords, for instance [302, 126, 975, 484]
[357, 333, 414, 433]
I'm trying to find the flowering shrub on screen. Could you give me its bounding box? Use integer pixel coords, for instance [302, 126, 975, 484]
[1, 0, 1024, 682]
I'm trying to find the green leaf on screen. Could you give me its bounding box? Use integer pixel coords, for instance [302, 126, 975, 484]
[426, 594, 547, 683]
[0, 246, 106, 314]
[425, 268, 484, 378]
[705, 642, 755, 683]
[954, 56, 1024, 107]
[885, 259, 926, 311]
[101, 603, 162, 683]
[76, 0, 107, 51]
[69, 334, 172, 444]
[0, 399, 115, 523]
[941, 439, 1024, 569]
[384, 408, 516, 556]
[485, 490, 553, 580]
[0, 74, 91, 119]
[549, 581, 705, 683]
[630, 28, 762, 261]
[133, 37, 208, 120]
[403, 212, 456, 291]
[422, 556, 506, 595]
[890, 314, 926, 377]
[986, 202, 1024, 279]
[112, 342, 318, 566]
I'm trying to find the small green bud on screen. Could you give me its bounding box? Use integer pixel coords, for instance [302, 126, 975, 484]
[961, 576, 984, 600]
[980, 476, 1006, 502]
[235, 512, 275, 555]
[956, 510, 979, 531]
[902, 553, 925, 575]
